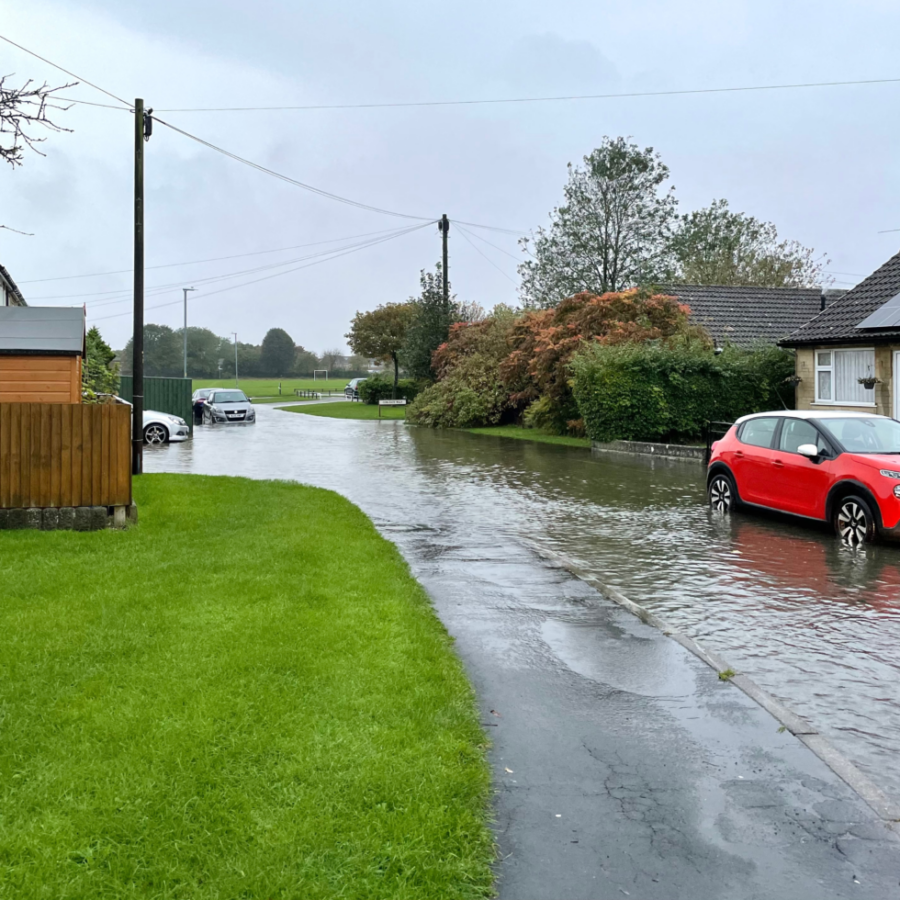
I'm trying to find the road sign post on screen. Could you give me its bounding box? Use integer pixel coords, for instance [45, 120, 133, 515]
[378, 398, 407, 418]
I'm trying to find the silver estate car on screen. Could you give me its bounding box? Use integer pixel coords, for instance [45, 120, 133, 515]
[202, 389, 256, 425]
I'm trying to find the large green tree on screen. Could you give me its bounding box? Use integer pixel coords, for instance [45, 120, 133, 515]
[346, 303, 417, 396]
[121, 325, 181, 377]
[82, 326, 119, 399]
[518, 137, 678, 308]
[260, 328, 296, 377]
[293, 346, 319, 376]
[668, 199, 827, 287]
[401, 263, 457, 381]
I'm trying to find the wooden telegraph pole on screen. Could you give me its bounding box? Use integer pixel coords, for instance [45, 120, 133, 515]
[132, 99, 152, 475]
[439, 214, 450, 309]
[132, 99, 145, 475]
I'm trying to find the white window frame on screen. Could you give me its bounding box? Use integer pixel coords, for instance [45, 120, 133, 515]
[813, 347, 877, 408]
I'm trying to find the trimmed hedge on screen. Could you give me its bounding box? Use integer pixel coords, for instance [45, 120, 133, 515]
[358, 374, 421, 405]
[571, 342, 795, 443]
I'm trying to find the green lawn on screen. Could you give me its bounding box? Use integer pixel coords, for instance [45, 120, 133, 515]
[194, 378, 350, 400]
[0, 475, 493, 899]
[282, 402, 408, 420]
[466, 424, 592, 449]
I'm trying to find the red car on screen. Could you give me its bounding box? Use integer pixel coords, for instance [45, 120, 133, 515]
[707, 411, 900, 545]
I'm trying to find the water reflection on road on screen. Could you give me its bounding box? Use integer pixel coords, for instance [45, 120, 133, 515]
[146, 406, 900, 803]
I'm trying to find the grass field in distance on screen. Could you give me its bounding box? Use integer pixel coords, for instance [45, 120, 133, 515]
[193, 377, 351, 399]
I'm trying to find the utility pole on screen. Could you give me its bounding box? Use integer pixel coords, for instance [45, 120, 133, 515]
[438, 214, 450, 309]
[233, 332, 239, 386]
[182, 287, 196, 378]
[132, 98, 151, 475]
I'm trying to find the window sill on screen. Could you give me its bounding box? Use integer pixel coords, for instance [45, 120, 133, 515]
[812, 401, 877, 408]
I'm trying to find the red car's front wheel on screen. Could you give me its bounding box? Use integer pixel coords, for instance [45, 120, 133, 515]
[834, 495, 876, 546]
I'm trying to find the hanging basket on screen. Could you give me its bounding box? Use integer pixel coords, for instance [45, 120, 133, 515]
[858, 377, 880, 390]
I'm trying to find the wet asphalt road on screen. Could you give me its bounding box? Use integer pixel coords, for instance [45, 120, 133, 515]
[146, 406, 900, 898]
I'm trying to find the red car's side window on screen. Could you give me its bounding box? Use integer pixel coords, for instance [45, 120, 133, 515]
[779, 419, 830, 456]
[739, 418, 779, 449]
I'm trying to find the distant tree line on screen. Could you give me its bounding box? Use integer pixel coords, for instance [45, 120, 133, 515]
[119, 325, 370, 379]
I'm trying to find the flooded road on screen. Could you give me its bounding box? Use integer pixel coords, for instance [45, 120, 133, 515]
[146, 404, 900, 808]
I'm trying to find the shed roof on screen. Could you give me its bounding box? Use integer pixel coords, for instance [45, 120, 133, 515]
[0, 306, 85, 355]
[657, 284, 825, 348]
[781, 248, 900, 346]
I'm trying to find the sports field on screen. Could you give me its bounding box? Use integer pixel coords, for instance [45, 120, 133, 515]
[193, 378, 350, 401]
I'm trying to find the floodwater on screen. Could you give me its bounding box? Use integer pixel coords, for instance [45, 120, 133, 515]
[146, 404, 900, 805]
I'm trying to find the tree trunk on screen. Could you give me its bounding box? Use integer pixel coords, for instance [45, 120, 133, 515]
[392, 353, 399, 399]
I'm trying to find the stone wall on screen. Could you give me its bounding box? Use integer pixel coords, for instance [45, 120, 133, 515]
[592, 440, 705, 462]
[0, 503, 137, 531]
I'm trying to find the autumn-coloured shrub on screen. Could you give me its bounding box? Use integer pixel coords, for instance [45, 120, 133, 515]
[407, 308, 517, 428]
[500, 289, 702, 432]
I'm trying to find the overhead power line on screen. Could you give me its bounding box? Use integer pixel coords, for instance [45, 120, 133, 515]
[0, 33, 131, 107]
[19, 226, 422, 284]
[455, 225, 518, 284]
[151, 76, 900, 113]
[90, 222, 431, 321]
[35, 223, 434, 305]
[154, 116, 433, 222]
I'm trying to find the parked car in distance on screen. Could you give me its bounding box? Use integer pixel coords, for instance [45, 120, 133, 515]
[345, 377, 367, 399]
[95, 395, 190, 445]
[192, 388, 214, 421]
[708, 410, 900, 546]
[203, 389, 256, 425]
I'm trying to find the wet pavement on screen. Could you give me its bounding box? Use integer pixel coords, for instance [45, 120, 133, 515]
[146, 406, 900, 897]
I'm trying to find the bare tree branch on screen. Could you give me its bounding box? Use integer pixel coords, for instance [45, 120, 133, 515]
[0, 74, 75, 167]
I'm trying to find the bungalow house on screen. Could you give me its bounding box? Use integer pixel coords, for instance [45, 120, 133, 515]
[658, 284, 844, 348]
[0, 264, 27, 307]
[781, 249, 900, 417]
[0, 306, 86, 403]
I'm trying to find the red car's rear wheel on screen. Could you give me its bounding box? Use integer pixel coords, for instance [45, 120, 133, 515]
[834, 495, 876, 546]
[708, 473, 736, 513]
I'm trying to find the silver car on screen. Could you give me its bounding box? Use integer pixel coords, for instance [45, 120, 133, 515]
[203, 389, 256, 425]
[143, 410, 191, 445]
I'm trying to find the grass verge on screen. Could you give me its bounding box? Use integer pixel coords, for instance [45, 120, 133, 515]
[0, 475, 493, 899]
[282, 402, 408, 420]
[465, 424, 592, 449]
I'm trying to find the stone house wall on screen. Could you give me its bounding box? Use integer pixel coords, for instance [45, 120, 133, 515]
[794, 345, 899, 417]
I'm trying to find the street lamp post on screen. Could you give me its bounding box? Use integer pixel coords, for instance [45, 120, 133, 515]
[233, 332, 239, 386]
[182, 286, 196, 378]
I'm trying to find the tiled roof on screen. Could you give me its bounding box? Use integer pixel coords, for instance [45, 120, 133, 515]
[781, 249, 900, 346]
[657, 284, 824, 348]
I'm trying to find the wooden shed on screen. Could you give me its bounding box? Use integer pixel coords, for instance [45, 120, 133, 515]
[0, 306, 86, 404]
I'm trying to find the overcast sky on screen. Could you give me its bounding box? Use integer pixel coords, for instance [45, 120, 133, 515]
[2, 0, 900, 353]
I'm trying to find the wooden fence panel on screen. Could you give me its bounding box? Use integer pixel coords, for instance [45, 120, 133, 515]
[0, 403, 132, 509]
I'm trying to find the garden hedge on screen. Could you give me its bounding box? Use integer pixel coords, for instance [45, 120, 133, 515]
[571, 341, 795, 443]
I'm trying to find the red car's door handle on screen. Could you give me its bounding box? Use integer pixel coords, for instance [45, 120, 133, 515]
[772, 460, 784, 468]
[734, 451, 744, 458]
